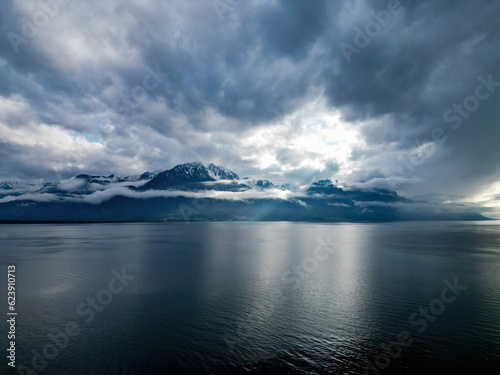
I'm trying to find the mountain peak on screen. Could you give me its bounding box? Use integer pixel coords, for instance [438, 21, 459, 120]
[242, 178, 275, 189]
[142, 162, 215, 190]
[207, 163, 239, 180]
[307, 180, 343, 195]
[139, 171, 159, 180]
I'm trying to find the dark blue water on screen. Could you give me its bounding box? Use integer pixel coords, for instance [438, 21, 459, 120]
[0, 222, 499, 374]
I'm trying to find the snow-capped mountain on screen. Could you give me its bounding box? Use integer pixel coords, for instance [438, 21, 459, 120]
[242, 178, 275, 190]
[207, 163, 239, 180]
[139, 171, 160, 181]
[307, 180, 344, 195]
[0, 162, 489, 222]
[277, 183, 296, 191]
[0, 181, 16, 190]
[142, 162, 217, 190]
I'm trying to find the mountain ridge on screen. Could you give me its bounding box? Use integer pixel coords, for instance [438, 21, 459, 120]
[0, 162, 490, 222]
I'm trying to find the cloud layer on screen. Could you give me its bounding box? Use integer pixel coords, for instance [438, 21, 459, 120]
[0, 0, 499, 215]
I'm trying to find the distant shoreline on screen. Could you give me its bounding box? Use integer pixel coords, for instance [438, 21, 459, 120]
[0, 218, 495, 224]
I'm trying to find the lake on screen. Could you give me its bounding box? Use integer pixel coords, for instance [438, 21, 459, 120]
[0, 221, 499, 374]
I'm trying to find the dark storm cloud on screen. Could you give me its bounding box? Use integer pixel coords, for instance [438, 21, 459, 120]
[0, 0, 499, 215]
[320, 0, 500, 198]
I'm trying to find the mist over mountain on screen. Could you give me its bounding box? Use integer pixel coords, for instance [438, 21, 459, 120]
[0, 162, 488, 222]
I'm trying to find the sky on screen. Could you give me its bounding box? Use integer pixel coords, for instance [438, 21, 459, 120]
[0, 0, 499, 216]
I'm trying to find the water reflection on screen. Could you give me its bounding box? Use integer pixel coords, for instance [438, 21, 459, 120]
[0, 222, 499, 374]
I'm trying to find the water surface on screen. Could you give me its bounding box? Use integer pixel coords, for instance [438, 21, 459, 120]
[0, 221, 499, 374]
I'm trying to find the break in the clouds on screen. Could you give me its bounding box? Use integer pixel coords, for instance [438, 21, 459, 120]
[0, 0, 499, 216]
